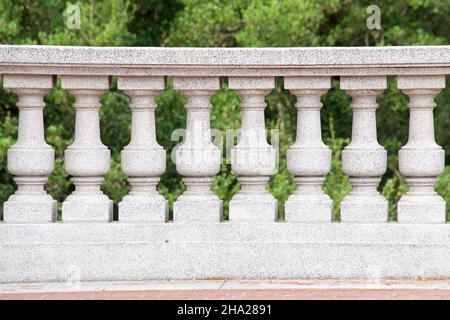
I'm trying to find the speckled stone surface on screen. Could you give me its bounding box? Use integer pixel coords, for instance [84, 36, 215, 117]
[0, 45, 450, 77]
[61, 75, 112, 222]
[117, 76, 168, 222]
[284, 77, 332, 222]
[228, 77, 278, 221]
[397, 75, 446, 223]
[3, 46, 450, 78]
[2, 45, 450, 67]
[172, 77, 223, 222]
[3, 197, 57, 223]
[1, 45, 450, 282]
[173, 191, 223, 223]
[340, 76, 388, 223]
[0, 222, 450, 283]
[285, 179, 332, 223]
[119, 196, 168, 223]
[62, 198, 113, 222]
[397, 193, 445, 224]
[228, 178, 278, 222]
[2, 75, 56, 223]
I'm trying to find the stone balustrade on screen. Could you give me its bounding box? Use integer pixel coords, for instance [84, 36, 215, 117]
[0, 45, 449, 283]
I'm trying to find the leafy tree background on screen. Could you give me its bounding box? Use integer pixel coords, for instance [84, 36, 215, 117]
[1, 0, 449, 220]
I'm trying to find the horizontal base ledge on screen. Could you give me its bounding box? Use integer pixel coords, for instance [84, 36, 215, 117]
[0, 221, 449, 283]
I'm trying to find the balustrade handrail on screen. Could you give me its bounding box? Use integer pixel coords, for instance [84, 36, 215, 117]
[1, 44, 449, 282]
[0, 45, 448, 225]
[2, 45, 450, 73]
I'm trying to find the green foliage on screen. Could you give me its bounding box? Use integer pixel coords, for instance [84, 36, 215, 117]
[154, 78, 186, 217]
[0, 78, 17, 213]
[165, 0, 245, 47]
[45, 0, 135, 46]
[323, 117, 351, 220]
[0, 112, 16, 209]
[210, 83, 241, 218]
[237, 0, 340, 47]
[0, 0, 449, 219]
[436, 167, 450, 221]
[265, 78, 297, 218]
[129, 0, 181, 46]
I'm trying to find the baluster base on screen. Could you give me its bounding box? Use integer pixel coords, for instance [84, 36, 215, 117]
[3, 196, 56, 223]
[341, 195, 388, 223]
[173, 177, 223, 222]
[397, 177, 446, 223]
[173, 198, 222, 222]
[62, 177, 113, 222]
[3, 176, 57, 223]
[229, 177, 277, 222]
[62, 198, 113, 222]
[119, 177, 168, 222]
[285, 194, 332, 223]
[398, 196, 445, 223]
[285, 177, 332, 222]
[119, 197, 168, 222]
[341, 178, 388, 223]
[398, 178, 446, 223]
[229, 196, 277, 222]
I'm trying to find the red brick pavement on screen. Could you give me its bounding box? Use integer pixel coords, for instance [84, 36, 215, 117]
[1, 288, 450, 300]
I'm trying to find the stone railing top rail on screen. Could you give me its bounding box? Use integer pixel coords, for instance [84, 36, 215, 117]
[1, 45, 450, 76]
